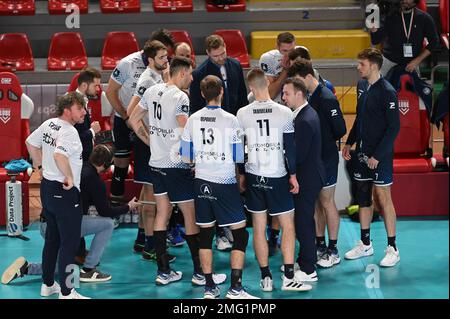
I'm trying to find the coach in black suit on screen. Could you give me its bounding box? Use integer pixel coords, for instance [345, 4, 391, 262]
[189, 34, 248, 115]
[282, 77, 326, 282]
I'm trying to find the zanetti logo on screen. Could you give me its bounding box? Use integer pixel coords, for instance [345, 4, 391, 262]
[0, 108, 11, 124]
[399, 100, 410, 115]
[1, 77, 12, 85]
[200, 184, 212, 196]
[257, 176, 268, 185]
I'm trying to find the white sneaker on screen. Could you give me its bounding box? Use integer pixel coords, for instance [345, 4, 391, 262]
[40, 282, 61, 297]
[204, 286, 220, 299]
[317, 250, 341, 268]
[123, 213, 132, 224]
[294, 270, 318, 282]
[155, 270, 183, 285]
[58, 289, 90, 299]
[131, 212, 139, 224]
[280, 263, 300, 273]
[216, 236, 232, 251]
[223, 227, 234, 243]
[119, 214, 125, 224]
[260, 276, 273, 292]
[344, 240, 374, 260]
[380, 246, 400, 267]
[191, 273, 227, 286]
[281, 275, 313, 292]
[225, 287, 259, 299]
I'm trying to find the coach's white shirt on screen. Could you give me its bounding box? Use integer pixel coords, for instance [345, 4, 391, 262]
[26, 118, 83, 191]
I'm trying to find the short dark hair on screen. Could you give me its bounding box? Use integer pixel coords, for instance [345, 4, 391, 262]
[143, 40, 167, 59]
[149, 29, 175, 49]
[288, 46, 311, 61]
[89, 144, 114, 169]
[205, 35, 225, 52]
[357, 48, 383, 70]
[284, 77, 308, 97]
[200, 75, 223, 102]
[247, 68, 267, 88]
[169, 56, 192, 77]
[56, 91, 85, 116]
[287, 58, 315, 78]
[77, 67, 101, 86]
[277, 32, 295, 46]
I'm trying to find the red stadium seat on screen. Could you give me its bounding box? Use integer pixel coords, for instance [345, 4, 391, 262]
[48, 0, 88, 14]
[153, 0, 192, 13]
[440, 0, 449, 49]
[214, 29, 250, 68]
[0, 72, 34, 226]
[102, 32, 139, 70]
[47, 32, 88, 71]
[417, 0, 427, 12]
[0, 33, 34, 72]
[100, 0, 140, 13]
[67, 73, 113, 131]
[0, 0, 35, 15]
[169, 30, 196, 61]
[206, 0, 245, 12]
[394, 74, 432, 173]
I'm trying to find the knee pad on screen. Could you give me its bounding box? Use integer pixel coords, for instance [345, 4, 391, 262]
[231, 228, 249, 253]
[198, 226, 215, 250]
[355, 180, 373, 208]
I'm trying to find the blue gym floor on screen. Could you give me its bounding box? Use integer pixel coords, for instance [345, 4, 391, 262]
[0, 217, 448, 299]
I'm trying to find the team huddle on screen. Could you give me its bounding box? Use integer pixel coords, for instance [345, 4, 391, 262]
[1, 30, 401, 300]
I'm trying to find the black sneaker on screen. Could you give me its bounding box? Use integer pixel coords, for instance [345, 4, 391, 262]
[133, 241, 145, 253]
[1, 257, 28, 285]
[80, 268, 112, 282]
[142, 249, 176, 263]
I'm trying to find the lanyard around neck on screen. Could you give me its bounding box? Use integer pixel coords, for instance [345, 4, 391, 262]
[401, 9, 415, 42]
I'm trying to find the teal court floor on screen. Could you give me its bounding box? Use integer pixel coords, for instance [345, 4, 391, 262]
[0, 217, 448, 299]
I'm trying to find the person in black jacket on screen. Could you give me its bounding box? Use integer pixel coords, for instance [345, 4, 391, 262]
[370, 0, 439, 76]
[1, 145, 141, 286]
[189, 34, 248, 116]
[288, 59, 346, 269]
[74, 67, 102, 161]
[282, 77, 326, 283]
[342, 48, 401, 267]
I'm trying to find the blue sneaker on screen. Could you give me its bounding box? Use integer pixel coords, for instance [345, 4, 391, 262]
[167, 225, 185, 247]
[155, 270, 182, 285]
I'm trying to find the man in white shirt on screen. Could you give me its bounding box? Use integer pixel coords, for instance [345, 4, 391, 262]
[129, 57, 204, 286]
[26, 92, 89, 299]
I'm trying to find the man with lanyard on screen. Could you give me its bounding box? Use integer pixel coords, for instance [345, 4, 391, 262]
[26, 92, 89, 299]
[287, 59, 347, 268]
[370, 0, 439, 76]
[125, 40, 173, 261]
[342, 48, 401, 267]
[180, 75, 254, 299]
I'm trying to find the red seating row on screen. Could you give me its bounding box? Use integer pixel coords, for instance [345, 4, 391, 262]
[0, 29, 250, 71]
[0, 0, 245, 15]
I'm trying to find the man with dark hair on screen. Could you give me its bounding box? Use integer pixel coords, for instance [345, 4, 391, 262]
[287, 59, 346, 269]
[25, 92, 88, 299]
[370, 0, 439, 76]
[130, 57, 210, 286]
[1, 144, 141, 286]
[150, 28, 175, 51]
[181, 75, 252, 299]
[125, 40, 172, 260]
[74, 67, 102, 162]
[342, 48, 400, 267]
[237, 69, 312, 293]
[282, 78, 325, 283]
[189, 34, 248, 116]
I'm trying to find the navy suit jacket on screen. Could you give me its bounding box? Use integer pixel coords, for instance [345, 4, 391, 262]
[75, 107, 93, 162]
[294, 104, 326, 191]
[189, 57, 248, 115]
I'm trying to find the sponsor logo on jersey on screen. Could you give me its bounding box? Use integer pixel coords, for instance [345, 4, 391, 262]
[1, 77, 12, 85]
